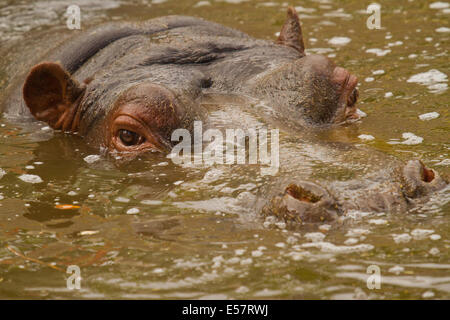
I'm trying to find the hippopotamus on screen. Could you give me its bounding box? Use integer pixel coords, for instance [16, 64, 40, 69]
[1, 8, 447, 226]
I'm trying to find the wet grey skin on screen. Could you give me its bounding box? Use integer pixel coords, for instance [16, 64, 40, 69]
[2, 8, 448, 225]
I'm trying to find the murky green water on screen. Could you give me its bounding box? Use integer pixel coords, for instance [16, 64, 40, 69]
[0, 0, 449, 299]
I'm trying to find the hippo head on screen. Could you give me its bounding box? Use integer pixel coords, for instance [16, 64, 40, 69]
[21, 7, 359, 157]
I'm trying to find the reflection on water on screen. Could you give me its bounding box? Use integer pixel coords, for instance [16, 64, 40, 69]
[0, 0, 449, 299]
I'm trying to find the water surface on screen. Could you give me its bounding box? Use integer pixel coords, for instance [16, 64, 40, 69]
[0, 0, 449, 299]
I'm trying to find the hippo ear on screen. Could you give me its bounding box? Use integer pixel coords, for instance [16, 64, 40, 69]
[23, 62, 85, 132]
[276, 7, 305, 55]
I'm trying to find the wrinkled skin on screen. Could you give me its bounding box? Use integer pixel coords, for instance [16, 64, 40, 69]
[2, 8, 447, 226]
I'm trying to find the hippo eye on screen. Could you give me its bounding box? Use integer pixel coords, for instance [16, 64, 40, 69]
[118, 129, 145, 146]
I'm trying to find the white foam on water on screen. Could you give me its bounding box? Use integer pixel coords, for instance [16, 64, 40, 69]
[79, 230, 99, 236]
[389, 132, 424, 145]
[430, 234, 441, 241]
[429, 248, 440, 255]
[388, 265, 405, 275]
[393, 233, 412, 243]
[240, 258, 253, 265]
[346, 210, 372, 219]
[346, 228, 370, 237]
[275, 242, 286, 248]
[411, 228, 434, 239]
[435, 159, 450, 166]
[304, 232, 326, 242]
[18, 174, 43, 184]
[194, 1, 211, 7]
[301, 242, 374, 254]
[372, 69, 385, 75]
[294, 6, 316, 13]
[407, 69, 448, 93]
[365, 77, 375, 82]
[419, 112, 440, 120]
[356, 109, 367, 118]
[369, 219, 388, 225]
[387, 41, 403, 47]
[328, 36, 351, 45]
[436, 27, 450, 33]
[384, 91, 394, 97]
[84, 155, 100, 164]
[115, 197, 130, 203]
[141, 199, 163, 205]
[430, 2, 449, 9]
[358, 134, 375, 141]
[251, 250, 263, 257]
[344, 238, 358, 245]
[366, 48, 391, 56]
[126, 208, 140, 215]
[0, 168, 5, 179]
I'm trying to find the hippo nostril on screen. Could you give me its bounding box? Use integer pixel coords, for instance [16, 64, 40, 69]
[422, 166, 435, 183]
[285, 183, 321, 203]
[401, 160, 447, 198]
